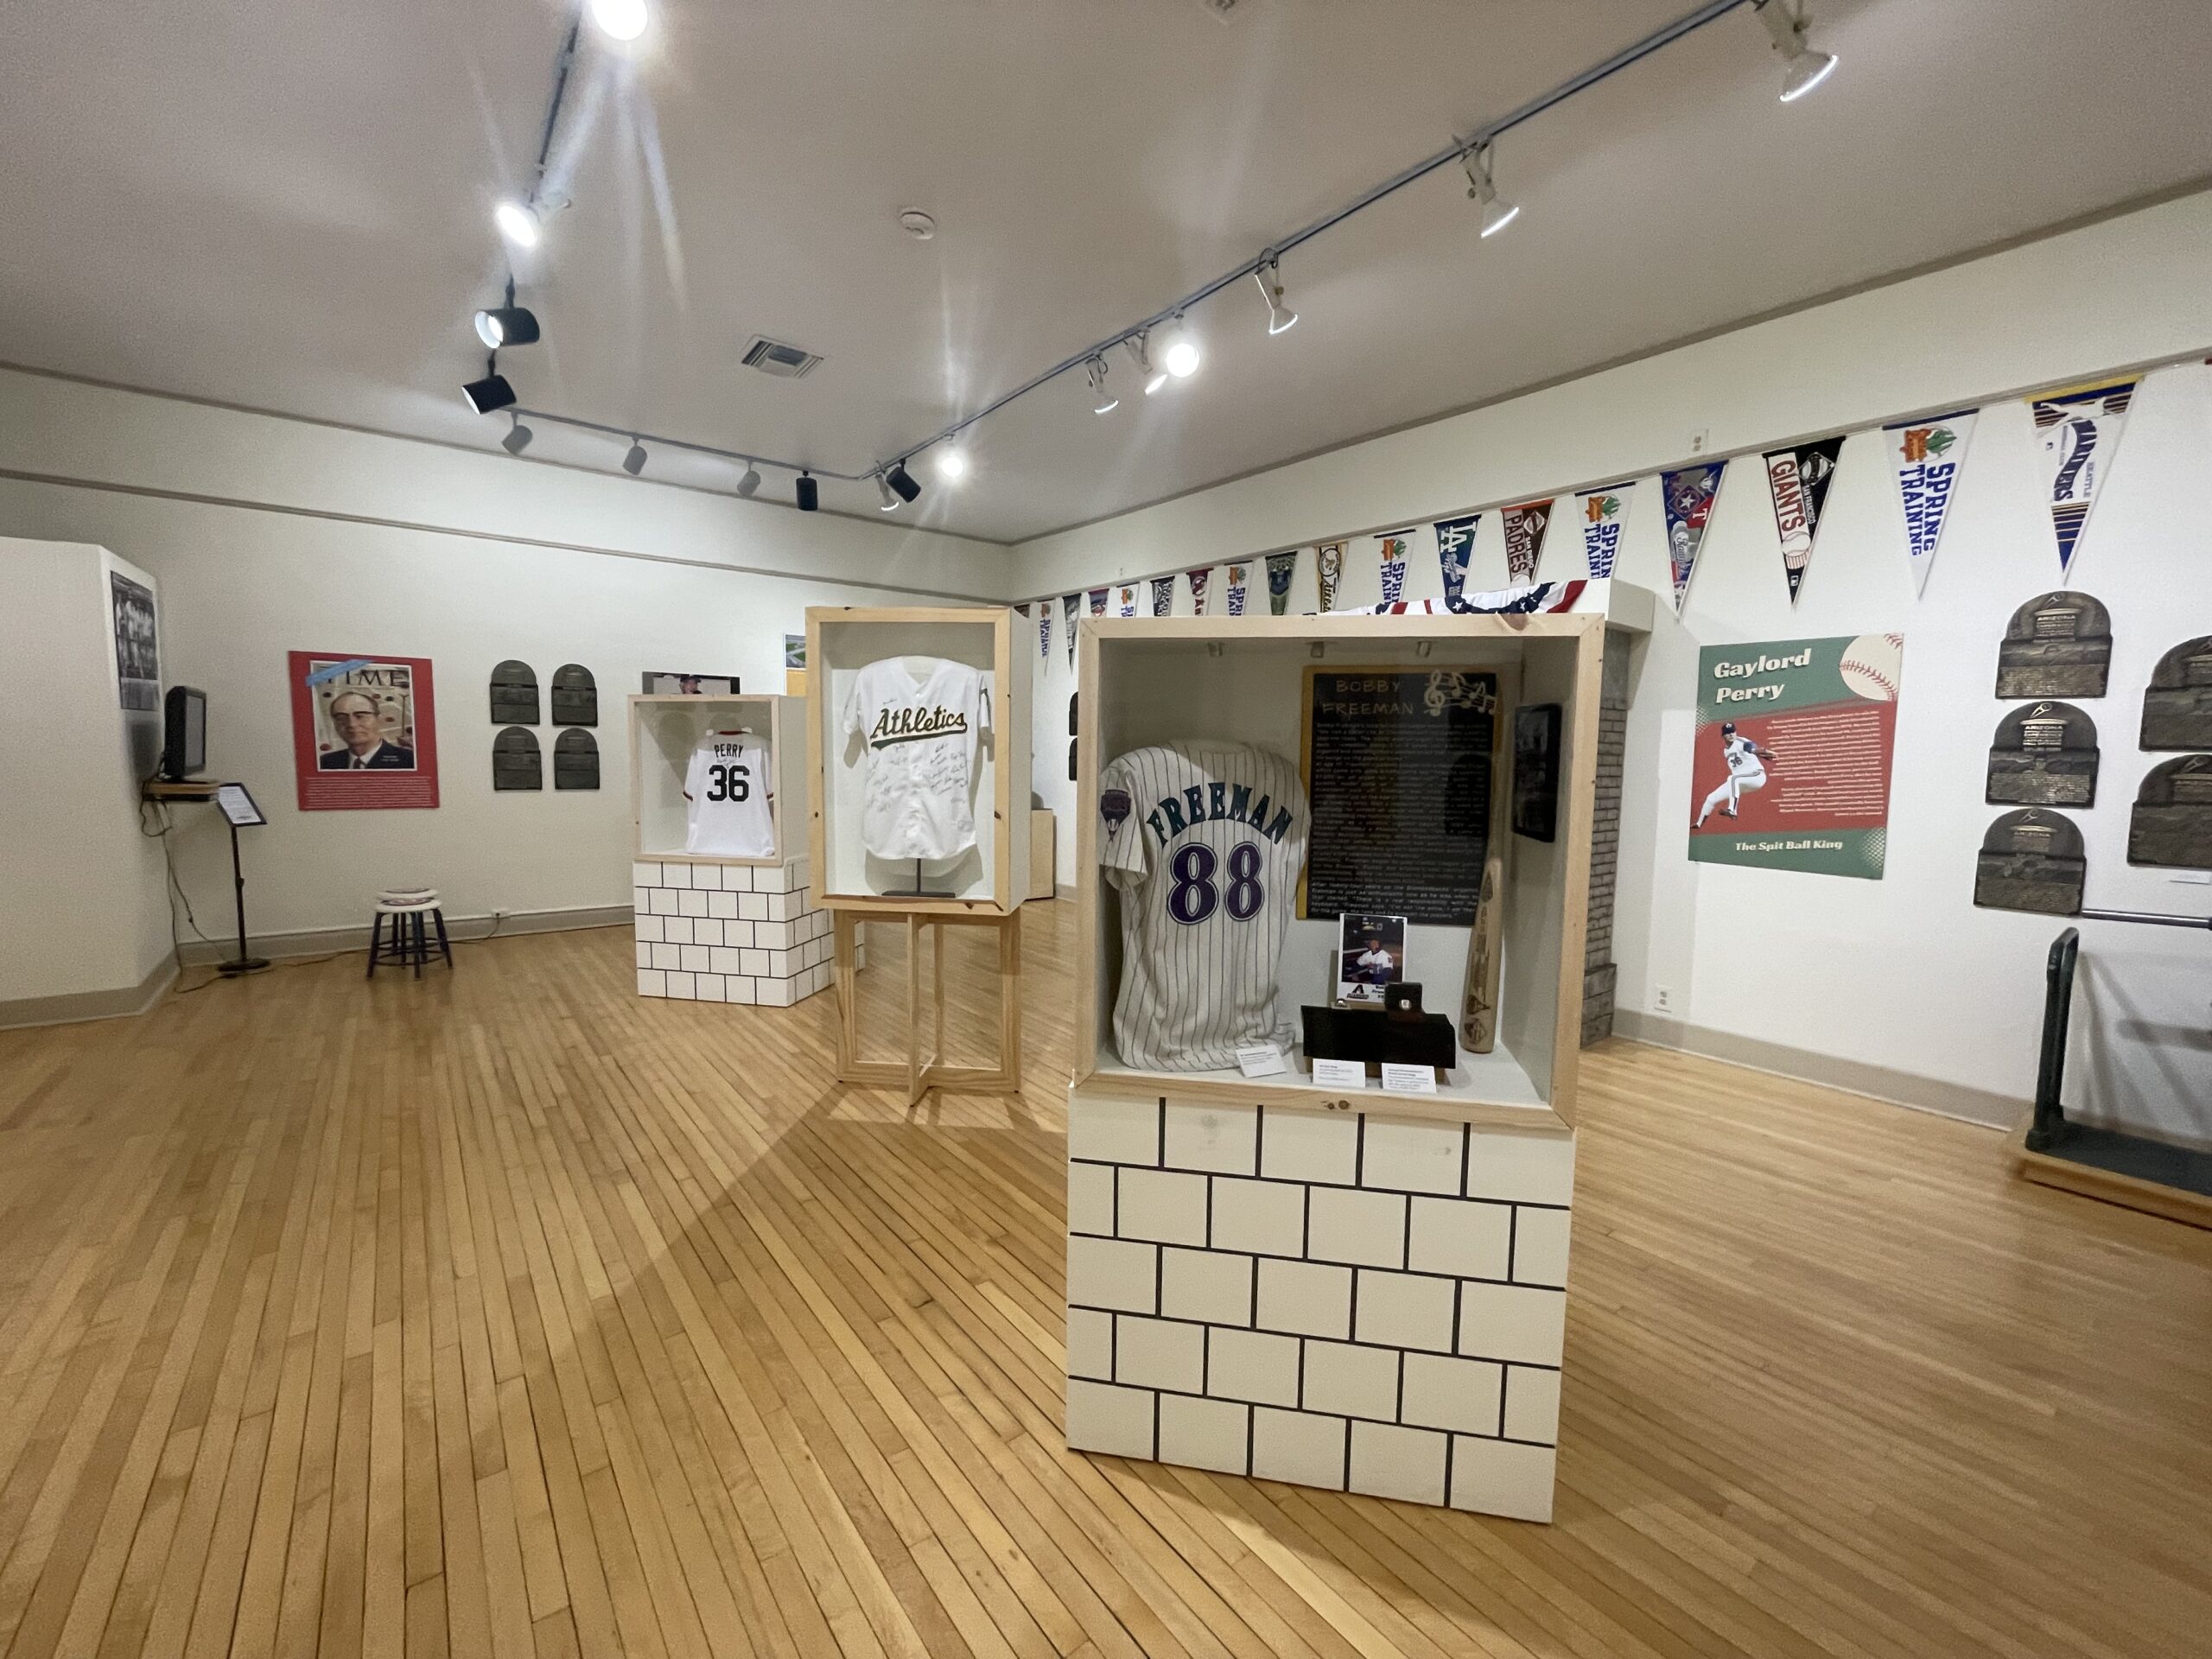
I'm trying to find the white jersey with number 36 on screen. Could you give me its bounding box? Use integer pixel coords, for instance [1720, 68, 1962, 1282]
[683, 733, 774, 857]
[1097, 743, 1310, 1071]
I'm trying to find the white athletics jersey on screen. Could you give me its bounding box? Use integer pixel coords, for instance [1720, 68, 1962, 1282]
[1098, 743, 1310, 1071]
[1722, 733, 1766, 781]
[683, 732, 775, 857]
[841, 657, 989, 861]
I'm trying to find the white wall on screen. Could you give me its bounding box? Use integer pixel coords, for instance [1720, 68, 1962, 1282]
[0, 368, 1010, 958]
[1014, 190, 2212, 1141]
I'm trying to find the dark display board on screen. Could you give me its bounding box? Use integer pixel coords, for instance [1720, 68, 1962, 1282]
[1301, 667, 1498, 925]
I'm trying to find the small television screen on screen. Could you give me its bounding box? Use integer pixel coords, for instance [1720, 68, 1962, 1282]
[163, 685, 207, 779]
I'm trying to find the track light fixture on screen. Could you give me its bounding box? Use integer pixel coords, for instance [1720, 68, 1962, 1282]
[501, 415, 533, 455]
[1086, 355, 1118, 415]
[1253, 257, 1297, 336]
[622, 439, 647, 476]
[735, 462, 762, 499]
[886, 461, 921, 503]
[1462, 142, 1520, 238]
[1128, 334, 1167, 397]
[1156, 315, 1201, 379]
[877, 474, 900, 512]
[462, 356, 516, 415]
[493, 200, 541, 249]
[474, 279, 540, 349]
[588, 0, 651, 42]
[1753, 0, 1837, 101]
[933, 448, 969, 483]
[796, 472, 819, 512]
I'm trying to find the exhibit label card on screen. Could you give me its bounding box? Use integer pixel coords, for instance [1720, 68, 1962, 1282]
[1236, 1044, 1289, 1079]
[1380, 1063, 1439, 1096]
[1688, 633, 1902, 880]
[1310, 1057, 1368, 1090]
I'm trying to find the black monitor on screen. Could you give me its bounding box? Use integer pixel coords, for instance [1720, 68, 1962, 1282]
[162, 686, 207, 780]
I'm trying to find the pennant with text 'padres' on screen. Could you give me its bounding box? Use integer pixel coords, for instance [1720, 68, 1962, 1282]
[1373, 531, 1411, 605]
[1150, 575, 1174, 617]
[1186, 567, 1211, 613]
[1433, 515, 1480, 605]
[1502, 499, 1554, 584]
[1660, 461, 1726, 613]
[1265, 550, 1297, 615]
[1062, 594, 1079, 668]
[1316, 542, 1344, 613]
[2029, 377, 2134, 574]
[1883, 410, 1975, 597]
[1225, 563, 1250, 616]
[1764, 437, 1845, 606]
[1574, 485, 1633, 578]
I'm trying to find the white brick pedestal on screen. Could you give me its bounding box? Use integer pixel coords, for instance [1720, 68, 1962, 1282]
[631, 857, 836, 1007]
[1065, 1090, 1573, 1522]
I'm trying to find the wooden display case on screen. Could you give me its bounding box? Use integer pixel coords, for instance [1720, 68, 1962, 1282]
[628, 694, 807, 865]
[804, 606, 1032, 915]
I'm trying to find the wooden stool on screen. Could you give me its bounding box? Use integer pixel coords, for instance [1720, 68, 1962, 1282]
[368, 899, 453, 978]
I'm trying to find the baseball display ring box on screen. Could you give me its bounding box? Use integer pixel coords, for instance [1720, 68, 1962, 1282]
[1065, 607, 1611, 1522]
[805, 606, 1033, 916]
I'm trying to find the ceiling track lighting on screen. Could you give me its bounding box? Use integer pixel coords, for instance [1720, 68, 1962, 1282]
[876, 474, 901, 512]
[1085, 355, 1119, 415]
[493, 200, 541, 249]
[474, 278, 540, 350]
[588, 0, 651, 42]
[735, 462, 763, 498]
[933, 448, 969, 483]
[1753, 0, 1837, 101]
[501, 415, 534, 455]
[1462, 141, 1520, 238]
[622, 439, 648, 476]
[886, 461, 921, 503]
[1156, 315, 1201, 379]
[1253, 257, 1297, 336]
[796, 472, 819, 512]
[462, 355, 517, 415]
[1128, 333, 1167, 397]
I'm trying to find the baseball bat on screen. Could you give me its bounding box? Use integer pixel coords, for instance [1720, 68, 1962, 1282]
[1460, 851, 1505, 1053]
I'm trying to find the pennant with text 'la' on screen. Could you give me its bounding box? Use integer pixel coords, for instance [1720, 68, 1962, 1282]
[1883, 410, 1975, 597]
[1660, 461, 1726, 613]
[1574, 485, 1633, 578]
[2029, 377, 2134, 575]
[1502, 499, 1554, 584]
[1763, 436, 1845, 606]
[1433, 515, 1480, 605]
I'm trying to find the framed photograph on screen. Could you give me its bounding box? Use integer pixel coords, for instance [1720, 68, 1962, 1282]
[289, 652, 439, 810]
[1511, 702, 1562, 842]
[110, 572, 159, 711]
[641, 671, 741, 696]
[1336, 912, 1408, 1007]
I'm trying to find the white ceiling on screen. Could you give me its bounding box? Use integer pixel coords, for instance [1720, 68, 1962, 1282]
[4, 0, 2209, 543]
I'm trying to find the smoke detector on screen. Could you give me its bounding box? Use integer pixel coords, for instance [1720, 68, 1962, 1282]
[899, 209, 937, 240]
[740, 335, 823, 379]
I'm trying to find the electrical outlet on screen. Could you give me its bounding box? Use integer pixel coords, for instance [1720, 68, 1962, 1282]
[1654, 985, 1675, 1014]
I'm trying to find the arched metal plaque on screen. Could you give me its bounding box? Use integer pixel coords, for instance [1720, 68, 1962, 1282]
[2129, 754, 2212, 868]
[1995, 590, 2110, 699]
[493, 725, 543, 791]
[553, 728, 600, 791]
[2139, 636, 2212, 751]
[1986, 701, 2098, 807]
[490, 659, 539, 725]
[550, 664, 598, 727]
[1974, 809, 2084, 914]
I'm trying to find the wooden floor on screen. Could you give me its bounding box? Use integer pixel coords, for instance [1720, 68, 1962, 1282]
[3, 906, 2209, 1659]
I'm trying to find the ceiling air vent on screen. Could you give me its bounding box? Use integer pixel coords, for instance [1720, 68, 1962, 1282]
[741, 336, 823, 379]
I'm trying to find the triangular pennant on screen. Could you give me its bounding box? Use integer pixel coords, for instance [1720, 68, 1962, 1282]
[2029, 377, 2135, 574]
[1433, 516, 1480, 605]
[1224, 564, 1250, 616]
[1265, 551, 1297, 615]
[1883, 410, 1976, 597]
[1501, 499, 1555, 584]
[1087, 588, 1109, 617]
[1116, 584, 1138, 619]
[1186, 568, 1212, 613]
[1315, 542, 1344, 613]
[1373, 531, 1411, 605]
[1062, 594, 1079, 669]
[1038, 602, 1051, 659]
[1763, 437, 1844, 605]
[1660, 461, 1726, 613]
[1150, 575, 1174, 617]
[1573, 484, 1634, 578]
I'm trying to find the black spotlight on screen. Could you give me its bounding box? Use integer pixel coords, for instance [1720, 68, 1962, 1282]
[795, 471, 819, 512]
[474, 305, 540, 348]
[885, 461, 921, 504]
[462, 356, 516, 414]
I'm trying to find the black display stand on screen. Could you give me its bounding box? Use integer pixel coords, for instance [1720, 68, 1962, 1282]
[1300, 1000, 1457, 1076]
[881, 857, 954, 899]
[213, 785, 271, 976]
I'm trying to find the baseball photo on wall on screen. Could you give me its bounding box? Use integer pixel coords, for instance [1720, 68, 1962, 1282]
[289, 652, 440, 810]
[110, 573, 159, 712]
[1688, 634, 1902, 879]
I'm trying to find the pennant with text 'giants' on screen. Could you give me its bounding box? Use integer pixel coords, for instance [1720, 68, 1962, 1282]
[1225, 563, 1250, 616]
[1373, 531, 1411, 605]
[1502, 499, 1554, 584]
[2029, 377, 2134, 574]
[1433, 515, 1479, 605]
[1062, 594, 1079, 668]
[1763, 437, 1845, 606]
[1574, 485, 1633, 578]
[1660, 461, 1726, 613]
[1265, 550, 1297, 615]
[1316, 542, 1344, 613]
[1883, 410, 1975, 596]
[1150, 575, 1174, 617]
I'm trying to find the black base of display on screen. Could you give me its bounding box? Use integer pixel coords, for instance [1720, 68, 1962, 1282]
[882, 857, 954, 900]
[219, 957, 273, 976]
[2031, 1122, 2212, 1200]
[1300, 1005, 1458, 1072]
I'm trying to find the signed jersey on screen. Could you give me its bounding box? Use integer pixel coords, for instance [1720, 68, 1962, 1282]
[1097, 743, 1310, 1071]
[683, 732, 774, 857]
[841, 657, 989, 861]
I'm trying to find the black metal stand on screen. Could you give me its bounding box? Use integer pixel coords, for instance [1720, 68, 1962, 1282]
[217, 813, 270, 976]
[882, 856, 954, 899]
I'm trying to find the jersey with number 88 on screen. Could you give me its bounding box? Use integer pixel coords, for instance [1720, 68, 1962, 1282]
[1097, 743, 1310, 1071]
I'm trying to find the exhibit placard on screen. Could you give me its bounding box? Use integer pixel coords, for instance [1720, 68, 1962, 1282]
[1688, 634, 1901, 880]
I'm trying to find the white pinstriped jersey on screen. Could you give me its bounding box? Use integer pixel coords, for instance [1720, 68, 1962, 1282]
[1097, 744, 1310, 1071]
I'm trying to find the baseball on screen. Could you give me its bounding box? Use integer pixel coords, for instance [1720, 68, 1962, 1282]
[1838, 632, 1904, 702]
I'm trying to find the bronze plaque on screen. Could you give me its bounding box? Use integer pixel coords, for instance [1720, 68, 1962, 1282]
[490, 659, 539, 725]
[1995, 590, 2110, 699]
[550, 664, 598, 727]
[493, 726, 542, 791]
[553, 728, 600, 790]
[1974, 809, 2084, 914]
[2129, 754, 2212, 868]
[2139, 635, 2212, 750]
[1986, 700, 2098, 806]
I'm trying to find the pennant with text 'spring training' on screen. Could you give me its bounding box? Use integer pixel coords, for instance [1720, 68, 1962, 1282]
[1433, 516, 1479, 606]
[1660, 461, 1726, 612]
[1088, 588, 1109, 617]
[1374, 532, 1411, 605]
[1763, 437, 1845, 606]
[1316, 542, 1344, 613]
[1501, 499, 1554, 584]
[1264, 551, 1297, 615]
[1225, 563, 1249, 616]
[1186, 568, 1211, 613]
[1574, 485, 1634, 578]
[1116, 584, 1138, 619]
[1883, 410, 1975, 597]
[1150, 575, 1174, 617]
[2029, 378, 2135, 574]
[1062, 594, 1079, 669]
